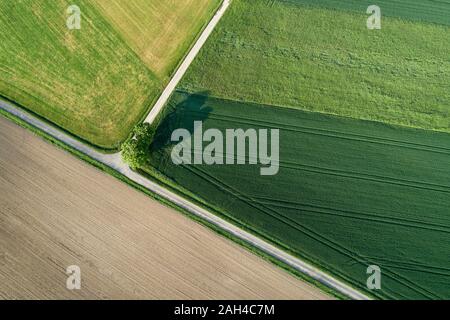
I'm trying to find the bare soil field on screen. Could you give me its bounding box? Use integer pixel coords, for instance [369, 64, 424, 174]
[0, 117, 330, 300]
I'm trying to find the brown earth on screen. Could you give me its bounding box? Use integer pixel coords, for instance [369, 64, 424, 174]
[0, 116, 331, 300]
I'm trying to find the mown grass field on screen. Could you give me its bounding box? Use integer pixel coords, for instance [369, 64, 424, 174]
[282, 0, 450, 26]
[146, 91, 450, 299]
[0, 0, 219, 148]
[180, 0, 450, 133]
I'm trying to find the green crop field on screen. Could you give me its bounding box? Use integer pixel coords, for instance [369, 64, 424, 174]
[146, 91, 450, 299]
[180, 0, 450, 133]
[0, 0, 220, 148]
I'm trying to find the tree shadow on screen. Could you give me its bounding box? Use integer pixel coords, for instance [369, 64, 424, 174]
[151, 90, 213, 152]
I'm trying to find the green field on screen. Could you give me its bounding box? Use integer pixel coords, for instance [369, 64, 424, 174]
[180, 0, 450, 133]
[0, 0, 220, 148]
[282, 0, 450, 26]
[146, 91, 450, 299]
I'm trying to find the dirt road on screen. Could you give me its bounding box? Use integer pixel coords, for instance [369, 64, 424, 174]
[0, 117, 330, 299]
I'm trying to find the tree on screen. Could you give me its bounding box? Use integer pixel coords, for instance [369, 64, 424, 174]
[134, 122, 155, 141]
[121, 123, 156, 169]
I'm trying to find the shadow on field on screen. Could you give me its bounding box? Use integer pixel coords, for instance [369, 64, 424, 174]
[151, 91, 212, 152]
